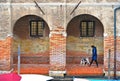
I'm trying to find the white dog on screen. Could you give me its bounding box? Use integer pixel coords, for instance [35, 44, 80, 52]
[80, 57, 90, 66]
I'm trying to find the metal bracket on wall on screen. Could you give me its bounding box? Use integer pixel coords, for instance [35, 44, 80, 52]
[34, 0, 45, 15]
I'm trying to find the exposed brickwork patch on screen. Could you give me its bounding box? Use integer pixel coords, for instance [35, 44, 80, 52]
[49, 31, 66, 70]
[0, 37, 12, 70]
[104, 36, 114, 70]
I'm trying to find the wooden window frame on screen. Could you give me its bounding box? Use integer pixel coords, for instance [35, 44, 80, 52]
[30, 20, 44, 37]
[80, 21, 95, 37]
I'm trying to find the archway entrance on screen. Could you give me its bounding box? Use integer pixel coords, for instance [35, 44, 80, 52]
[12, 15, 50, 74]
[66, 14, 104, 76]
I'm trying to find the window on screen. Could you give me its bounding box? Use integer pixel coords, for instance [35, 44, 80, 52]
[30, 20, 44, 37]
[80, 21, 95, 37]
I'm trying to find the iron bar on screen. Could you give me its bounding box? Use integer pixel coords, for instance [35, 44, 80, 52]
[108, 49, 111, 79]
[34, 0, 45, 15]
[18, 44, 21, 74]
[70, 1, 81, 15]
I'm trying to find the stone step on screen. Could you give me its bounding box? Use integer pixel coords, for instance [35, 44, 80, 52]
[49, 78, 73, 81]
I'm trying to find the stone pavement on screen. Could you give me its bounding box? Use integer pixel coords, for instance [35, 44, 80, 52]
[66, 64, 104, 76]
[13, 64, 104, 76]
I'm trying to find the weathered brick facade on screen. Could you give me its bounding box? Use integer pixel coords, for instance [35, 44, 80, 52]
[0, 0, 120, 76]
[49, 27, 66, 71]
[0, 37, 13, 70]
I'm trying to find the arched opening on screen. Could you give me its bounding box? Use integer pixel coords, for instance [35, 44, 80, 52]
[12, 15, 50, 74]
[66, 14, 104, 76]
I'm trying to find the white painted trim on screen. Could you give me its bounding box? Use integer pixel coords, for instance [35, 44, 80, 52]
[0, 68, 13, 74]
[62, 32, 67, 37]
[104, 33, 108, 37]
[49, 70, 66, 76]
[7, 34, 13, 37]
[49, 71, 66, 74]
[0, 2, 120, 7]
[117, 33, 120, 36]
[105, 71, 120, 76]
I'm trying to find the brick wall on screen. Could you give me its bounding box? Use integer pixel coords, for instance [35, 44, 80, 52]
[0, 37, 13, 70]
[116, 37, 120, 70]
[49, 27, 66, 71]
[104, 36, 114, 70]
[1, 0, 120, 76]
[103, 35, 120, 72]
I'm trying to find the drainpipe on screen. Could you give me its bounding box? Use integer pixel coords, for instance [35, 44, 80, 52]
[114, 6, 120, 79]
[18, 44, 21, 74]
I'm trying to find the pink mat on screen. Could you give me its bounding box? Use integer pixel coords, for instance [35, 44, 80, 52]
[0, 73, 21, 81]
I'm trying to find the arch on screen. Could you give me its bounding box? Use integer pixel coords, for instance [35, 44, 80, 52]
[12, 15, 50, 73]
[66, 14, 105, 31]
[13, 15, 50, 39]
[12, 14, 50, 33]
[13, 14, 50, 35]
[66, 14, 104, 65]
